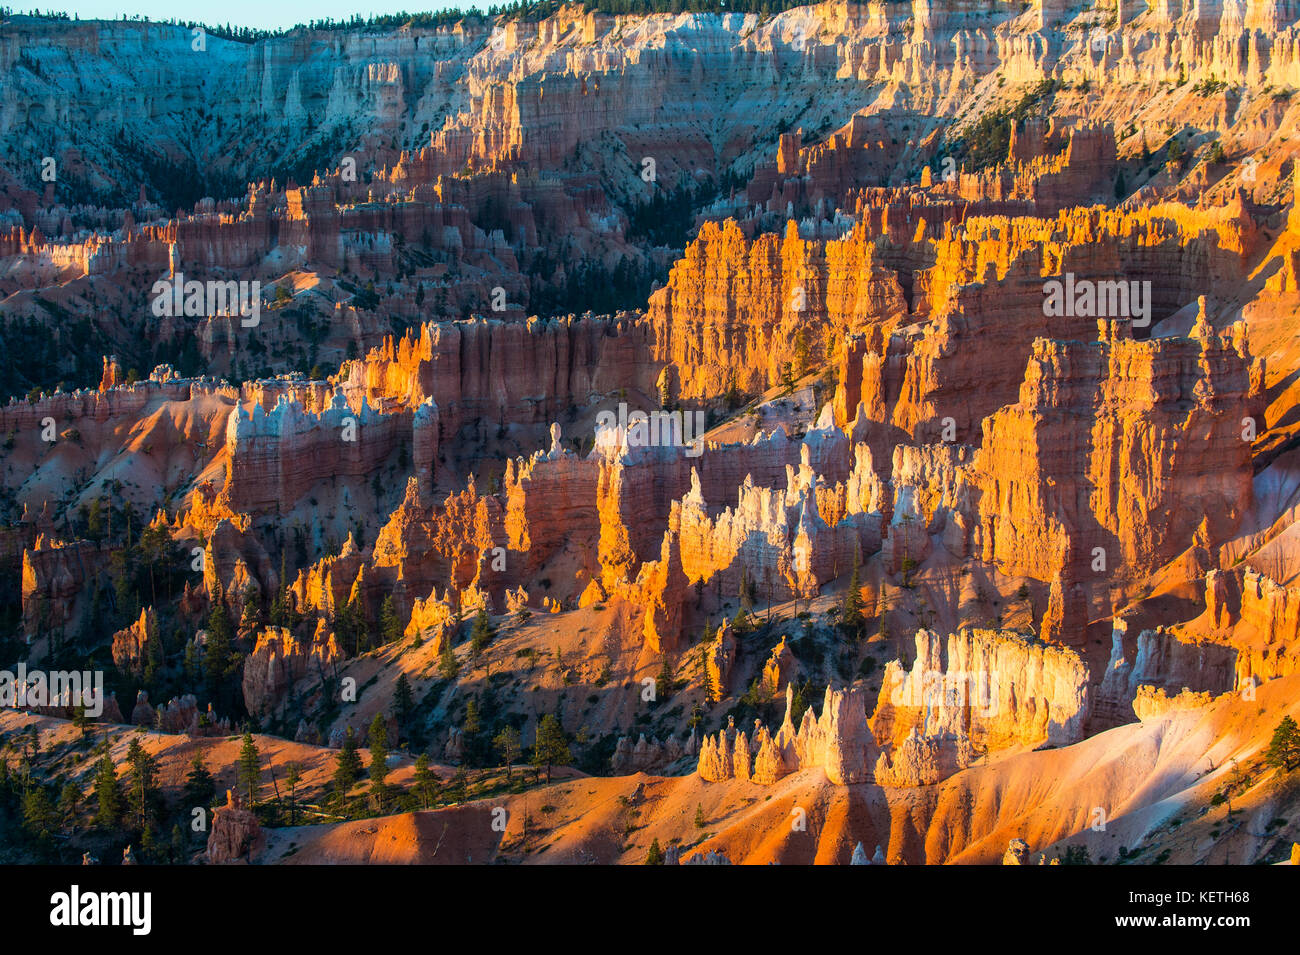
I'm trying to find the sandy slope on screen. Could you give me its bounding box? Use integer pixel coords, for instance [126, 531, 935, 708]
[252, 675, 1300, 865]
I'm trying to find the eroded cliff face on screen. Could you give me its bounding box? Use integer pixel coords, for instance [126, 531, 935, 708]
[873, 628, 1091, 754]
[1200, 567, 1300, 685]
[10, 0, 1300, 869]
[241, 626, 341, 717]
[341, 317, 657, 439]
[698, 684, 876, 786]
[962, 318, 1259, 640]
[696, 624, 1090, 789]
[648, 219, 907, 399]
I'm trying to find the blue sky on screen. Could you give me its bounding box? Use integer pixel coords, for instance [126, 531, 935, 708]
[13, 2, 486, 31]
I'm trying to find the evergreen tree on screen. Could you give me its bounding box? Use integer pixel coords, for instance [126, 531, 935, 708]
[413, 754, 439, 809]
[469, 609, 495, 660]
[368, 714, 389, 810]
[333, 729, 363, 808]
[841, 545, 864, 636]
[448, 766, 469, 804]
[125, 739, 160, 833]
[1266, 716, 1300, 773]
[204, 581, 238, 706]
[57, 781, 81, 824]
[236, 733, 261, 806]
[182, 752, 215, 811]
[731, 606, 753, 636]
[655, 658, 674, 701]
[379, 595, 402, 645]
[439, 635, 459, 680]
[645, 838, 665, 865]
[169, 824, 186, 864]
[140, 819, 161, 862]
[22, 786, 56, 843]
[793, 327, 810, 377]
[493, 725, 522, 778]
[284, 762, 301, 825]
[92, 754, 123, 827]
[393, 673, 414, 732]
[531, 714, 571, 783]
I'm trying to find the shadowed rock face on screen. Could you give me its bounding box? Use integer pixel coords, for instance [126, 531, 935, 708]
[207, 790, 265, 864]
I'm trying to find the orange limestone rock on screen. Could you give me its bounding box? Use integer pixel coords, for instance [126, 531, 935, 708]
[962, 323, 1259, 642]
[873, 628, 1091, 757]
[404, 587, 458, 651]
[21, 535, 108, 634]
[1203, 568, 1300, 686]
[648, 219, 907, 401]
[241, 626, 341, 716]
[667, 441, 881, 611]
[761, 636, 797, 698]
[110, 608, 157, 676]
[698, 684, 875, 786]
[224, 391, 424, 513]
[206, 790, 265, 864]
[1096, 620, 1237, 725]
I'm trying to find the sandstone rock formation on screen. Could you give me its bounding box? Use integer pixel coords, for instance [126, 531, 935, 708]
[206, 790, 265, 864]
[241, 626, 341, 716]
[699, 684, 875, 786]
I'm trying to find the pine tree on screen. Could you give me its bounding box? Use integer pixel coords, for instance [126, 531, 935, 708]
[439, 635, 459, 680]
[204, 581, 237, 705]
[379, 595, 402, 645]
[92, 754, 123, 827]
[462, 698, 482, 766]
[125, 738, 159, 832]
[140, 819, 161, 861]
[655, 658, 674, 701]
[1266, 716, 1300, 773]
[182, 752, 215, 811]
[236, 733, 261, 807]
[645, 838, 665, 865]
[284, 762, 300, 825]
[368, 714, 389, 811]
[469, 609, 494, 660]
[493, 725, 522, 778]
[333, 728, 363, 808]
[343, 595, 369, 655]
[393, 673, 414, 732]
[169, 824, 186, 864]
[531, 714, 571, 784]
[23, 786, 56, 843]
[270, 550, 290, 626]
[449, 766, 469, 804]
[842, 545, 864, 636]
[793, 327, 810, 376]
[413, 754, 439, 809]
[58, 781, 81, 823]
[731, 606, 752, 636]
